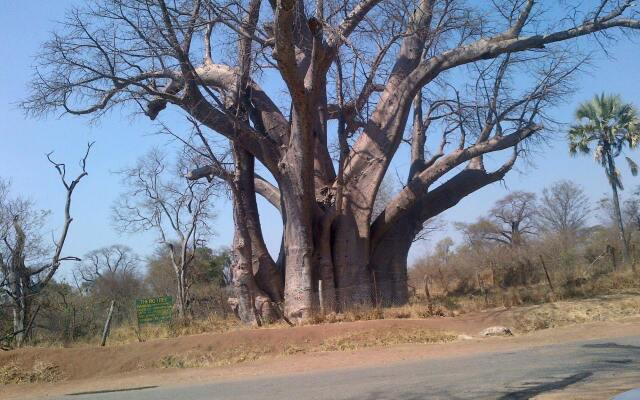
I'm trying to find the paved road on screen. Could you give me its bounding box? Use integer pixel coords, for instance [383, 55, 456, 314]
[57, 336, 640, 400]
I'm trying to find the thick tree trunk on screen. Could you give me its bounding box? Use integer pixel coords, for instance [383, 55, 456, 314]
[11, 275, 30, 347]
[9, 273, 30, 347]
[12, 299, 27, 347]
[231, 146, 278, 324]
[241, 154, 284, 304]
[277, 102, 316, 320]
[332, 213, 372, 309]
[314, 213, 336, 313]
[370, 216, 418, 306]
[280, 181, 315, 319]
[231, 220, 259, 325]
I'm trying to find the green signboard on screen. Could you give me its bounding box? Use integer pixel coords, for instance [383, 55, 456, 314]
[136, 296, 173, 325]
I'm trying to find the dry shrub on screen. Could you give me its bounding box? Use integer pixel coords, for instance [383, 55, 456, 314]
[0, 361, 64, 385]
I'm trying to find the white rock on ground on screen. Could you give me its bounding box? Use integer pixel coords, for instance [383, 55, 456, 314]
[479, 326, 514, 337]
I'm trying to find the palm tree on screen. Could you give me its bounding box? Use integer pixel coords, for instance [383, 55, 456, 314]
[569, 93, 640, 263]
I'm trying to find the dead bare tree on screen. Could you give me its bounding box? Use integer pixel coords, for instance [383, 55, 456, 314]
[112, 149, 217, 319]
[0, 144, 92, 346]
[537, 180, 591, 239]
[22, 0, 640, 320]
[75, 245, 140, 285]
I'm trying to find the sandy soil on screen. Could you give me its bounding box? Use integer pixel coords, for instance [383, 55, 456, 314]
[2, 297, 640, 399]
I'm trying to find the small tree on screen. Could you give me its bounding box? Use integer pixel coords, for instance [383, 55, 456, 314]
[74, 245, 144, 321]
[145, 245, 232, 316]
[0, 145, 92, 346]
[569, 94, 640, 262]
[113, 150, 217, 319]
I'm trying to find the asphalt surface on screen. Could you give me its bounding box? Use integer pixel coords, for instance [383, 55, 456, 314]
[55, 336, 640, 400]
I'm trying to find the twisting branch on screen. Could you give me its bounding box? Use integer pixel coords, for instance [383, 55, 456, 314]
[39, 142, 93, 288]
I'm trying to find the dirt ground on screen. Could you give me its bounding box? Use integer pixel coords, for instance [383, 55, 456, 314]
[2, 295, 640, 399]
[0, 303, 520, 381]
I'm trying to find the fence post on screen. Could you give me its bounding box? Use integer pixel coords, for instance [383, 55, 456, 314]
[318, 280, 324, 315]
[423, 275, 434, 313]
[101, 300, 115, 347]
[372, 271, 379, 308]
[476, 271, 488, 306]
[607, 245, 617, 271]
[631, 244, 637, 274]
[538, 255, 554, 293]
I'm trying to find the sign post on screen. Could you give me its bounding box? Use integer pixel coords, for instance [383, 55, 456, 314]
[136, 296, 173, 326]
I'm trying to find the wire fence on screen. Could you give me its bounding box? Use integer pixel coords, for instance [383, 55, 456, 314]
[1, 245, 636, 348]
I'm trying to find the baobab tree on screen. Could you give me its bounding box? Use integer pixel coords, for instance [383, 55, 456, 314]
[75, 245, 140, 286]
[490, 191, 538, 247]
[456, 191, 537, 247]
[0, 145, 92, 346]
[537, 180, 591, 239]
[23, 0, 640, 320]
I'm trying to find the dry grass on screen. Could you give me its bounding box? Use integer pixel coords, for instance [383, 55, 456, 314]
[11, 272, 640, 352]
[416, 271, 640, 318]
[383, 303, 447, 319]
[156, 346, 273, 368]
[108, 272, 640, 352]
[309, 303, 448, 325]
[15, 315, 242, 349]
[34, 315, 244, 348]
[316, 329, 456, 352]
[107, 315, 241, 345]
[513, 295, 640, 332]
[155, 328, 455, 369]
[0, 361, 64, 385]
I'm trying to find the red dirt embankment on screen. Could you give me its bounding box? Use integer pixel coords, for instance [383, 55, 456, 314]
[0, 316, 495, 380]
[1, 294, 639, 396]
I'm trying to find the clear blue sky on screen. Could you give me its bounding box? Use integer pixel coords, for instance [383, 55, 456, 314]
[1, 1, 640, 280]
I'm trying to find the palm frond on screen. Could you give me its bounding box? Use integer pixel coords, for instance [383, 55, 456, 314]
[626, 156, 639, 177]
[569, 94, 640, 191]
